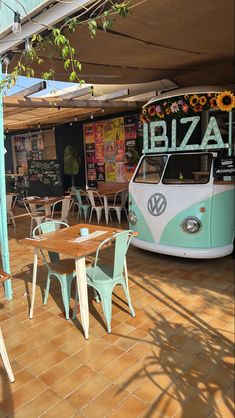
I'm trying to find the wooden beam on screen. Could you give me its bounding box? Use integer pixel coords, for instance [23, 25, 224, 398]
[10, 81, 47, 97]
[51, 86, 93, 99]
[95, 88, 129, 101]
[4, 97, 143, 109]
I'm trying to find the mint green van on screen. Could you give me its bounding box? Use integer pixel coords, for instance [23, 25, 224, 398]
[128, 87, 235, 258]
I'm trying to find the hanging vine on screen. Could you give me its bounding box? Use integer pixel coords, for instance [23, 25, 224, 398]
[0, 0, 134, 90]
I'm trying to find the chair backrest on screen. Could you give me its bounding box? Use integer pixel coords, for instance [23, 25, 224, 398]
[51, 198, 73, 220]
[33, 221, 69, 264]
[92, 230, 134, 281]
[113, 189, 128, 207]
[121, 189, 128, 208]
[87, 190, 103, 207]
[6, 195, 13, 211]
[72, 187, 83, 205]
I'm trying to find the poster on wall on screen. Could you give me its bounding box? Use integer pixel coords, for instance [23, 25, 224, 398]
[124, 115, 137, 140]
[137, 119, 143, 138]
[95, 143, 104, 163]
[115, 140, 125, 162]
[103, 120, 114, 141]
[84, 123, 95, 143]
[84, 113, 141, 185]
[86, 143, 96, 163]
[94, 121, 104, 142]
[116, 162, 125, 182]
[13, 133, 44, 173]
[106, 162, 116, 182]
[104, 141, 115, 161]
[87, 164, 97, 188]
[112, 117, 124, 142]
[96, 163, 105, 182]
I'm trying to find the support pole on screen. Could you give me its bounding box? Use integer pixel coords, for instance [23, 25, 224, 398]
[0, 59, 12, 299]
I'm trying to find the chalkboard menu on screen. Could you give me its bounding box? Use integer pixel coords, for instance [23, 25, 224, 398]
[28, 160, 63, 197]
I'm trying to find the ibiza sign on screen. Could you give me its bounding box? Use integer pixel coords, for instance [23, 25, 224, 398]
[143, 115, 229, 153]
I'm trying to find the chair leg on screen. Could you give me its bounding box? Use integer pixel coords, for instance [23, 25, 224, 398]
[60, 275, 73, 320]
[93, 289, 100, 303]
[0, 328, 15, 382]
[43, 273, 51, 305]
[30, 218, 33, 237]
[89, 208, 93, 223]
[115, 208, 121, 224]
[73, 284, 79, 319]
[100, 291, 113, 333]
[96, 208, 100, 224]
[10, 211, 16, 227]
[83, 207, 89, 221]
[121, 282, 135, 318]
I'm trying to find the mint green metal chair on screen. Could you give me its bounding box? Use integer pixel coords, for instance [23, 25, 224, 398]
[72, 187, 91, 221]
[33, 221, 75, 319]
[73, 230, 135, 333]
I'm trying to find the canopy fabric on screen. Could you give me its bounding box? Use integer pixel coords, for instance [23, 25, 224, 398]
[10, 0, 234, 87]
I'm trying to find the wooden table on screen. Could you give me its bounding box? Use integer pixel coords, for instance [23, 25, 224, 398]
[21, 223, 123, 339]
[26, 197, 61, 216]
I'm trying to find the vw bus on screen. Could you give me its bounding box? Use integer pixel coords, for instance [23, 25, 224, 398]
[128, 87, 235, 258]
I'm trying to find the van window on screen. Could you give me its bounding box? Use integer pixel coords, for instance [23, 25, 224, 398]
[162, 153, 212, 184]
[134, 155, 167, 184]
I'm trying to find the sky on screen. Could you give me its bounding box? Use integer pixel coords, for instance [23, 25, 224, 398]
[4, 75, 79, 97]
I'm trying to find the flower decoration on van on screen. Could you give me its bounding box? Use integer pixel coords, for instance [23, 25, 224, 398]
[141, 90, 235, 121]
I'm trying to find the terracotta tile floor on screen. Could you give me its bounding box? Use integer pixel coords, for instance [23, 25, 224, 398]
[0, 209, 234, 417]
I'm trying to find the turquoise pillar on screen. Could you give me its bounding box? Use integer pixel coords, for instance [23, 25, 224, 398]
[0, 59, 12, 299]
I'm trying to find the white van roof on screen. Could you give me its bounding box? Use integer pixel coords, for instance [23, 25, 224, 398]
[144, 86, 224, 107]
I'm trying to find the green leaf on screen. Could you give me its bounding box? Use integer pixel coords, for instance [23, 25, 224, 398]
[69, 71, 77, 82]
[64, 145, 80, 175]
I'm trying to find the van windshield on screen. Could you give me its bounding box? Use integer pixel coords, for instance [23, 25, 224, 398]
[162, 153, 212, 184]
[134, 155, 168, 184]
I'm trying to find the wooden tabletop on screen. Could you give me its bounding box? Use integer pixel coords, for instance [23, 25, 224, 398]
[25, 197, 61, 205]
[21, 223, 126, 258]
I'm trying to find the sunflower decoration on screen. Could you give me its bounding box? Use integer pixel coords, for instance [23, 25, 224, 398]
[216, 90, 234, 112]
[199, 96, 207, 106]
[194, 104, 202, 113]
[210, 97, 218, 109]
[189, 95, 199, 107]
[140, 114, 149, 123]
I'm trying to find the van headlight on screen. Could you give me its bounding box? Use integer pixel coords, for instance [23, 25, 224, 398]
[128, 211, 137, 225]
[181, 217, 201, 233]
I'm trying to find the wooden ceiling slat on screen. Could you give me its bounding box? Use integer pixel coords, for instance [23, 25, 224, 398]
[4, 97, 142, 109]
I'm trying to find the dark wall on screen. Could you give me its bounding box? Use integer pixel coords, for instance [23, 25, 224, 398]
[55, 122, 86, 191]
[4, 135, 14, 172]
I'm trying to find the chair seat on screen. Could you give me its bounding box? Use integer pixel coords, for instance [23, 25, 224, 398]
[48, 258, 75, 274]
[87, 265, 119, 283]
[49, 257, 93, 275]
[33, 212, 45, 218]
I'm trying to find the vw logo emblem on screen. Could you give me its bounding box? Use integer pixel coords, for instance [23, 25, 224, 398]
[147, 193, 167, 216]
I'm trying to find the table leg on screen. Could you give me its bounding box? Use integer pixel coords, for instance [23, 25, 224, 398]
[75, 257, 89, 339]
[29, 247, 38, 319]
[103, 196, 109, 224]
[44, 204, 51, 217]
